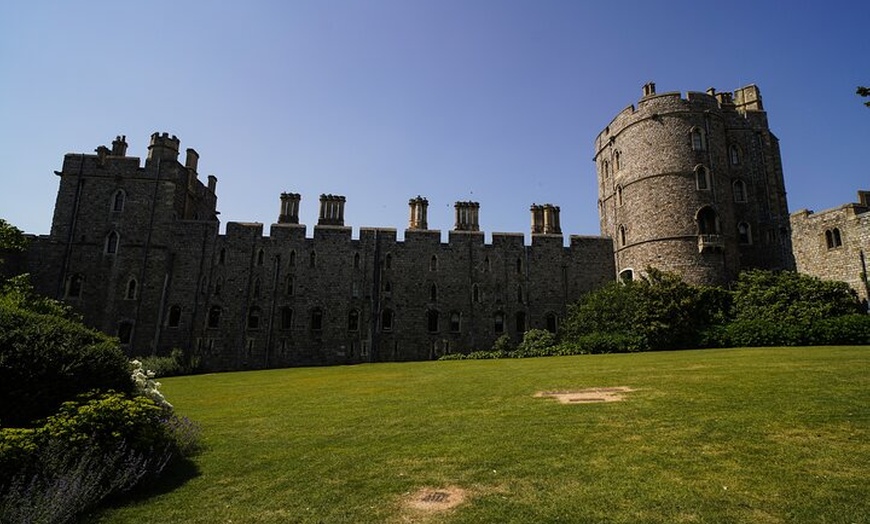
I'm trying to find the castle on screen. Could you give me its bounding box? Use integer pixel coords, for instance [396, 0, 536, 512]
[22, 83, 867, 371]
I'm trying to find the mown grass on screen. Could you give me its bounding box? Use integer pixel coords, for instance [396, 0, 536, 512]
[90, 346, 869, 523]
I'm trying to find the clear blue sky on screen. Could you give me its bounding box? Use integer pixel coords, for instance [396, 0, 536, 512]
[2, 1, 867, 240]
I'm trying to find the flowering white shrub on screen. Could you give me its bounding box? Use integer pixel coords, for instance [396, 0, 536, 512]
[130, 360, 172, 409]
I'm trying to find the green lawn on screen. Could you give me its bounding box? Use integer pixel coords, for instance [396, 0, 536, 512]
[90, 347, 869, 523]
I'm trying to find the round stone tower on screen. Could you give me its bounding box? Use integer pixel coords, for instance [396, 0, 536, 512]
[594, 82, 793, 286]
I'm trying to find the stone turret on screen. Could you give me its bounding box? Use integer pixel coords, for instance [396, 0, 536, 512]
[279, 192, 301, 224]
[318, 194, 346, 226]
[408, 196, 429, 230]
[147, 132, 180, 163]
[454, 201, 480, 231]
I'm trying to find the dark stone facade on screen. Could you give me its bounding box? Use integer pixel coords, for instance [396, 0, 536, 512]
[27, 133, 615, 371]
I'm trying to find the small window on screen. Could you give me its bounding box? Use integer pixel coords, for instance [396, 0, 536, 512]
[691, 127, 706, 151]
[546, 313, 558, 334]
[732, 180, 747, 203]
[515, 311, 526, 333]
[385, 253, 392, 270]
[738, 222, 752, 245]
[618, 225, 626, 247]
[207, 306, 222, 328]
[117, 321, 134, 345]
[167, 305, 182, 328]
[613, 150, 621, 172]
[252, 277, 261, 298]
[281, 307, 293, 330]
[697, 207, 720, 235]
[833, 228, 843, 247]
[288, 250, 296, 267]
[285, 275, 295, 296]
[218, 248, 227, 265]
[516, 284, 524, 304]
[125, 278, 137, 300]
[449, 312, 461, 333]
[247, 307, 262, 330]
[430, 255, 438, 271]
[353, 253, 360, 269]
[516, 257, 523, 274]
[602, 159, 610, 178]
[483, 256, 491, 272]
[112, 190, 125, 213]
[472, 284, 480, 303]
[381, 309, 394, 332]
[256, 249, 265, 266]
[310, 308, 323, 331]
[348, 309, 360, 332]
[384, 281, 392, 294]
[352, 281, 360, 298]
[616, 185, 623, 206]
[105, 231, 120, 255]
[695, 166, 710, 190]
[428, 310, 439, 332]
[66, 274, 84, 298]
[825, 230, 834, 249]
[619, 269, 634, 283]
[309, 251, 317, 268]
[494, 312, 505, 334]
[429, 283, 437, 302]
[729, 145, 740, 165]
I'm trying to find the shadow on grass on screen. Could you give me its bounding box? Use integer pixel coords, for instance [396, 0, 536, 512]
[89, 456, 202, 517]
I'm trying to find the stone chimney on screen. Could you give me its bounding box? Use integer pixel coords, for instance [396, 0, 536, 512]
[531, 204, 561, 235]
[642, 82, 656, 97]
[279, 192, 301, 224]
[318, 194, 346, 226]
[111, 135, 128, 156]
[408, 196, 429, 230]
[185, 148, 199, 172]
[454, 201, 480, 231]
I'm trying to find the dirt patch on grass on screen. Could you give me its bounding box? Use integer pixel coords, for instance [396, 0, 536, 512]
[397, 486, 467, 522]
[535, 387, 635, 403]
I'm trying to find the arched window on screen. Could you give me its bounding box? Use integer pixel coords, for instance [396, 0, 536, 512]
[449, 312, 461, 333]
[691, 127, 707, 151]
[348, 309, 360, 332]
[515, 311, 526, 333]
[729, 145, 740, 165]
[602, 159, 610, 178]
[125, 277, 137, 300]
[738, 222, 752, 245]
[105, 231, 120, 254]
[613, 150, 621, 171]
[111, 190, 125, 213]
[616, 185, 623, 206]
[384, 281, 392, 294]
[697, 207, 720, 235]
[618, 225, 626, 247]
[427, 310, 440, 332]
[429, 283, 437, 302]
[288, 250, 296, 267]
[695, 166, 710, 190]
[167, 305, 182, 328]
[256, 249, 265, 266]
[546, 313, 558, 333]
[247, 306, 262, 330]
[353, 252, 360, 269]
[494, 311, 505, 334]
[280, 307, 293, 330]
[472, 284, 481, 303]
[207, 306, 222, 328]
[619, 268, 634, 283]
[252, 277, 261, 298]
[732, 179, 747, 202]
[66, 273, 84, 298]
[483, 256, 491, 272]
[833, 228, 843, 247]
[430, 255, 438, 271]
[117, 321, 134, 345]
[381, 309, 394, 332]
[310, 308, 323, 331]
[285, 275, 295, 296]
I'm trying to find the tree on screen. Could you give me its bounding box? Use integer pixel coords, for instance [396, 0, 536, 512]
[0, 219, 26, 282]
[858, 86, 870, 108]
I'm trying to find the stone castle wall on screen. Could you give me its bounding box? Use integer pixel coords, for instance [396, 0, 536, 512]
[594, 84, 793, 285]
[790, 192, 870, 305]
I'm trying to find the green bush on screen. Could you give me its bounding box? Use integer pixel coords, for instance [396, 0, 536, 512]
[136, 348, 201, 378]
[513, 329, 557, 358]
[576, 332, 646, 354]
[0, 301, 132, 427]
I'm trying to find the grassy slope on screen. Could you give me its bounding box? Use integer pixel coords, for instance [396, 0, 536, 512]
[91, 347, 869, 523]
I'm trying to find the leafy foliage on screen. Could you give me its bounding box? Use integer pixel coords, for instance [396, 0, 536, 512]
[135, 348, 201, 378]
[858, 86, 870, 107]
